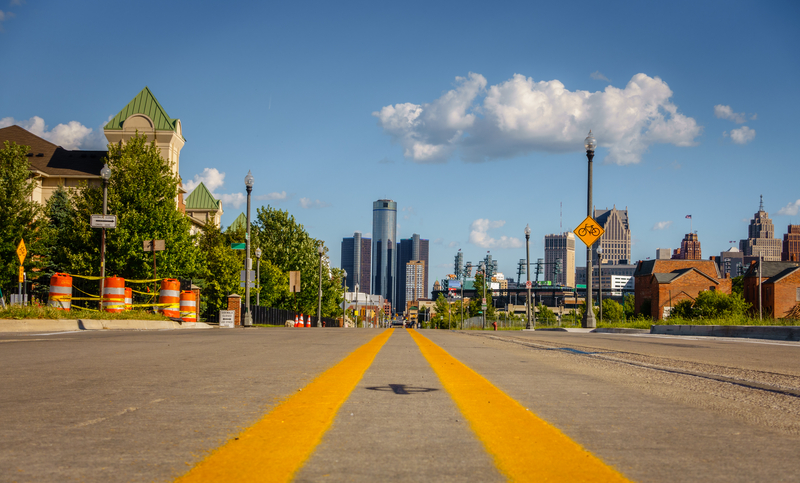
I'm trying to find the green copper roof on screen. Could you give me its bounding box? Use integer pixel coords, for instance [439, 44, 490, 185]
[227, 213, 247, 232]
[104, 87, 182, 135]
[184, 182, 220, 211]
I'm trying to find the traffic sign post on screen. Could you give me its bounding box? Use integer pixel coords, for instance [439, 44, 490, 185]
[143, 239, 165, 279]
[16, 239, 26, 298]
[574, 215, 604, 246]
[90, 215, 117, 229]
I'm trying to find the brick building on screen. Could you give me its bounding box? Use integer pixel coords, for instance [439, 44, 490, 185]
[783, 225, 800, 262]
[672, 233, 702, 260]
[634, 259, 731, 320]
[743, 261, 800, 319]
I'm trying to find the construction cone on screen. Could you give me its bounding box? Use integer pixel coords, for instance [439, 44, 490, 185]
[294, 314, 299, 327]
[305, 315, 310, 328]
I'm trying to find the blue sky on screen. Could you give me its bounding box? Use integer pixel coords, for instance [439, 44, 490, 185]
[2, 1, 799, 289]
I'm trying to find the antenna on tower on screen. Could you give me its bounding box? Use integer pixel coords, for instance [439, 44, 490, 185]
[759, 194, 764, 212]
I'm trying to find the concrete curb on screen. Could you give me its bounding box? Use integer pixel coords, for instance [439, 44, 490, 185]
[650, 325, 800, 341]
[0, 319, 212, 333]
[593, 328, 650, 334]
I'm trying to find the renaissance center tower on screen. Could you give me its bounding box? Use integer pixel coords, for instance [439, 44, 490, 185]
[372, 199, 397, 311]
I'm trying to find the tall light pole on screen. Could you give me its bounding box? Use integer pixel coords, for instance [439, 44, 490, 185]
[99, 163, 111, 310]
[355, 283, 359, 329]
[525, 224, 533, 329]
[597, 247, 603, 324]
[317, 244, 324, 327]
[255, 248, 262, 306]
[243, 170, 254, 327]
[341, 270, 347, 328]
[583, 130, 598, 328]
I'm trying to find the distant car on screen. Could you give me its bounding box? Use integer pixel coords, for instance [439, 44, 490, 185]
[391, 320, 404, 327]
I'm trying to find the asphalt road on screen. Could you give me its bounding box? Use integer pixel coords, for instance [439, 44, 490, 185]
[1, 327, 800, 482]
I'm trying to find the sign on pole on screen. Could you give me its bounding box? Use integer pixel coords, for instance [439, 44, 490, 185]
[90, 215, 117, 229]
[573, 216, 605, 246]
[525, 281, 532, 288]
[143, 240, 165, 251]
[289, 271, 301, 293]
[240, 270, 255, 281]
[16, 239, 26, 265]
[239, 281, 255, 288]
[18, 266, 24, 283]
[230, 243, 246, 250]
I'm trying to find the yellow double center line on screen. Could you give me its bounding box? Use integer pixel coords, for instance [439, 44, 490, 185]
[177, 329, 630, 482]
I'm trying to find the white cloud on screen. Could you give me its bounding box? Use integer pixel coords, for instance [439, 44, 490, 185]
[728, 126, 756, 145]
[433, 238, 444, 245]
[468, 219, 522, 249]
[184, 167, 225, 193]
[447, 241, 459, 248]
[256, 191, 288, 201]
[375, 72, 701, 166]
[652, 221, 672, 231]
[299, 197, 330, 209]
[590, 71, 610, 81]
[714, 104, 747, 124]
[219, 192, 246, 209]
[777, 200, 800, 216]
[0, 115, 108, 150]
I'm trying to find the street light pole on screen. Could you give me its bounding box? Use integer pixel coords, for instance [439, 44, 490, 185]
[583, 130, 598, 328]
[244, 171, 254, 327]
[317, 244, 324, 327]
[99, 164, 111, 311]
[597, 247, 603, 324]
[255, 248, 262, 306]
[355, 283, 359, 329]
[525, 224, 533, 330]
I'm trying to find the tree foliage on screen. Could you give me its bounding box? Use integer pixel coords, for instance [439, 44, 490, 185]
[468, 272, 495, 319]
[48, 134, 201, 284]
[536, 303, 557, 324]
[0, 141, 45, 296]
[668, 290, 750, 320]
[601, 299, 625, 321]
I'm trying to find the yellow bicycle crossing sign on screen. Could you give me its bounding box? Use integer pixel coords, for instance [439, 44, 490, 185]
[574, 216, 604, 246]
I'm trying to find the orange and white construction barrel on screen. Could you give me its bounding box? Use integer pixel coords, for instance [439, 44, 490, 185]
[48, 273, 73, 310]
[159, 279, 181, 318]
[102, 276, 126, 313]
[125, 287, 133, 311]
[180, 291, 197, 322]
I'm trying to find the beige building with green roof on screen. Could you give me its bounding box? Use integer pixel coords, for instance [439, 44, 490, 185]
[184, 182, 224, 235]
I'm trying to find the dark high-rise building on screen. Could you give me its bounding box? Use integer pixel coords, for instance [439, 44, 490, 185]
[396, 233, 430, 310]
[782, 225, 800, 262]
[372, 199, 397, 310]
[341, 231, 371, 293]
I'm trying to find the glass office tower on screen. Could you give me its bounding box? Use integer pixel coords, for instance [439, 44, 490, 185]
[372, 199, 397, 311]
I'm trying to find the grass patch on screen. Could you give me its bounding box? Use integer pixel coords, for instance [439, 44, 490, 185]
[0, 304, 169, 321]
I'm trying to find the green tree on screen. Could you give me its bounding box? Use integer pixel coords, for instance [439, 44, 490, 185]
[536, 303, 557, 324]
[49, 133, 201, 285]
[601, 299, 625, 321]
[0, 141, 45, 296]
[468, 272, 495, 319]
[668, 290, 750, 320]
[252, 205, 343, 317]
[731, 275, 744, 297]
[623, 294, 636, 320]
[431, 293, 453, 329]
[197, 223, 241, 319]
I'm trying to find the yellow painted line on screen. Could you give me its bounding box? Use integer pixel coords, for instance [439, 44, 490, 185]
[176, 329, 394, 483]
[407, 329, 632, 482]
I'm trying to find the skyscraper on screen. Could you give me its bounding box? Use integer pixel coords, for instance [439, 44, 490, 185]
[673, 233, 702, 260]
[341, 231, 371, 293]
[396, 233, 430, 310]
[740, 196, 782, 261]
[404, 260, 426, 312]
[782, 225, 800, 262]
[544, 232, 575, 287]
[372, 199, 397, 310]
[593, 206, 631, 265]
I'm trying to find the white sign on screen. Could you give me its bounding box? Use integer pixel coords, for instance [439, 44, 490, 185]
[240, 270, 256, 281]
[91, 214, 117, 229]
[219, 310, 235, 328]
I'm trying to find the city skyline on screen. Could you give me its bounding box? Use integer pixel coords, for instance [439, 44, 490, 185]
[1, 2, 798, 290]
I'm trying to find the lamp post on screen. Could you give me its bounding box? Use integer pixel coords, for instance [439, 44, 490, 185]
[583, 130, 598, 328]
[341, 270, 347, 328]
[525, 224, 533, 329]
[243, 170, 254, 327]
[597, 247, 603, 324]
[99, 163, 111, 310]
[317, 244, 324, 327]
[255, 248, 262, 306]
[355, 283, 359, 329]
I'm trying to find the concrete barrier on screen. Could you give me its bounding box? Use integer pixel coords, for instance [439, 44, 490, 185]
[0, 319, 212, 333]
[650, 324, 800, 341]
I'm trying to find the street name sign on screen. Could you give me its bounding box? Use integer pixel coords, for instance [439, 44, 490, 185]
[91, 215, 117, 229]
[16, 239, 26, 264]
[231, 243, 246, 250]
[574, 216, 604, 246]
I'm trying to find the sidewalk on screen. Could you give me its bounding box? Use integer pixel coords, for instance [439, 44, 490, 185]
[0, 319, 212, 332]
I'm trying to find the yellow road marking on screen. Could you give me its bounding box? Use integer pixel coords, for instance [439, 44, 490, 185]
[176, 329, 394, 483]
[408, 329, 632, 483]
